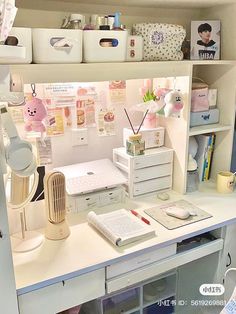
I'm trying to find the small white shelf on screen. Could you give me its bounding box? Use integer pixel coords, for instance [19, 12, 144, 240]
[189, 123, 232, 136]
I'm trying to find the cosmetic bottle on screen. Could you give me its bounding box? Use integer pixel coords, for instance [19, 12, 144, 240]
[67, 14, 83, 29]
[83, 14, 98, 30]
[126, 133, 145, 156]
[112, 12, 123, 30]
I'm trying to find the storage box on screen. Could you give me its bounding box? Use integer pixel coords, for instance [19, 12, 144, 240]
[191, 81, 209, 112]
[83, 30, 128, 62]
[0, 27, 32, 63]
[32, 28, 82, 63]
[126, 35, 143, 61]
[132, 23, 186, 61]
[123, 127, 165, 149]
[190, 108, 219, 127]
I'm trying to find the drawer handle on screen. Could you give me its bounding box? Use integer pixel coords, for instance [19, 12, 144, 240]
[62, 280, 65, 286]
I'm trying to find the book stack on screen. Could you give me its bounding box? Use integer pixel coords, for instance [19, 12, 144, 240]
[195, 133, 215, 181]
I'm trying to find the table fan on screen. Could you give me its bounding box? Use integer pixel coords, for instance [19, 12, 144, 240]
[44, 171, 70, 240]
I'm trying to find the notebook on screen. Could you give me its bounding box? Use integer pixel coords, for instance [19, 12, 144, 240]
[55, 159, 127, 195]
[87, 209, 156, 247]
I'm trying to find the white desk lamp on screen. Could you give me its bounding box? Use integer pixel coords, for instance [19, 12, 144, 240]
[0, 65, 43, 252]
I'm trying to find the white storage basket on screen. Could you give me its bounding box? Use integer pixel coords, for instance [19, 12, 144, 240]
[83, 30, 128, 63]
[32, 28, 82, 63]
[0, 27, 32, 64]
[133, 23, 186, 61]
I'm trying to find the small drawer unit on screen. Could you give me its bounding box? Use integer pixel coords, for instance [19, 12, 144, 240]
[66, 186, 125, 213]
[113, 147, 174, 198]
[83, 30, 128, 62]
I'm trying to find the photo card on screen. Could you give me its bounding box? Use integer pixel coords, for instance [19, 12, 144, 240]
[191, 20, 220, 60]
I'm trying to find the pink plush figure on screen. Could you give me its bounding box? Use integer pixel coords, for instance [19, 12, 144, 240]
[23, 98, 47, 133]
[164, 90, 184, 117]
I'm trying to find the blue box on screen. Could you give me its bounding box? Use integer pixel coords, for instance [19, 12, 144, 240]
[190, 108, 219, 127]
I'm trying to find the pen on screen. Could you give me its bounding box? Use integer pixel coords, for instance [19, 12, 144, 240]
[130, 209, 150, 225]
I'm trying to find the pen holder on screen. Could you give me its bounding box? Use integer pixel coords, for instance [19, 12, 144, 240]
[126, 133, 145, 156]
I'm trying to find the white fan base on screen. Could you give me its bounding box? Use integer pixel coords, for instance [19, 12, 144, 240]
[45, 219, 70, 240]
[11, 231, 44, 253]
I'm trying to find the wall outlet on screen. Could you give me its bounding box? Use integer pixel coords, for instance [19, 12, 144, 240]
[71, 128, 88, 146]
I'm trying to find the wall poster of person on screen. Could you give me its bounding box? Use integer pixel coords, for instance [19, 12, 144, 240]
[190, 20, 220, 60]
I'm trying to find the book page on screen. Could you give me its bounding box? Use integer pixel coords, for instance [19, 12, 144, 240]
[87, 209, 155, 246]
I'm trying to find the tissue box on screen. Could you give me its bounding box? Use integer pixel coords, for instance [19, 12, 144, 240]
[190, 108, 219, 127]
[191, 81, 209, 112]
[32, 28, 82, 63]
[0, 27, 32, 63]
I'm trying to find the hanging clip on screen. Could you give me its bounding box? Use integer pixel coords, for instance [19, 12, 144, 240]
[31, 83, 37, 97]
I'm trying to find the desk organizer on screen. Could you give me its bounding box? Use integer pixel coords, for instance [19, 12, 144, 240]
[113, 147, 173, 198]
[190, 108, 219, 127]
[83, 30, 128, 62]
[0, 27, 31, 63]
[32, 28, 82, 63]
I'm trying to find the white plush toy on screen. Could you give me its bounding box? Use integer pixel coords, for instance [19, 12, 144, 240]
[164, 90, 184, 117]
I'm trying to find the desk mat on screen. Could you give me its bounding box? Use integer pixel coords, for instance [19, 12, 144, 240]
[144, 200, 212, 230]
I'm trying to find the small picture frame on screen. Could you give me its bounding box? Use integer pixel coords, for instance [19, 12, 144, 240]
[190, 20, 221, 60]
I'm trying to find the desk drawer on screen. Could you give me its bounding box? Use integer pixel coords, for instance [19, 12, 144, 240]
[133, 176, 172, 196]
[18, 269, 105, 314]
[106, 244, 176, 279]
[106, 239, 223, 293]
[134, 149, 173, 169]
[133, 163, 172, 182]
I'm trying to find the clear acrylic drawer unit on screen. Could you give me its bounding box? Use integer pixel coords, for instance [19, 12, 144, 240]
[113, 147, 174, 198]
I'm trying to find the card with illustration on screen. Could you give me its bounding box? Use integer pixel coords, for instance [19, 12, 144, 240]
[46, 108, 64, 136]
[97, 109, 115, 136]
[191, 20, 220, 60]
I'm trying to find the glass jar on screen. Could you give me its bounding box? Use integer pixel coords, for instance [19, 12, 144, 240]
[186, 169, 199, 192]
[67, 14, 83, 29]
[126, 133, 145, 156]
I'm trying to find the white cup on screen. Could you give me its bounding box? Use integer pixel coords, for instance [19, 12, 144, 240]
[217, 171, 235, 194]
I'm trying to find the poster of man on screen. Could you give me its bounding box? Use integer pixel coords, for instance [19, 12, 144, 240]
[191, 20, 220, 60]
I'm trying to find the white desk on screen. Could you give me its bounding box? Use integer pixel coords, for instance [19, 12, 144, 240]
[13, 184, 236, 313]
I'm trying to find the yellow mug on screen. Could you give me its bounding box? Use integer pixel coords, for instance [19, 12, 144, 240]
[217, 171, 235, 194]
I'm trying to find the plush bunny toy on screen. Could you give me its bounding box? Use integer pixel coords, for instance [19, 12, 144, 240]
[23, 98, 47, 133]
[164, 90, 184, 117]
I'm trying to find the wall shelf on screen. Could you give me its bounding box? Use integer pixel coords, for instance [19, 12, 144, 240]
[10, 60, 236, 83]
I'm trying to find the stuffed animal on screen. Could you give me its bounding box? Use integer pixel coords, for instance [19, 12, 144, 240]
[23, 98, 47, 133]
[164, 90, 184, 117]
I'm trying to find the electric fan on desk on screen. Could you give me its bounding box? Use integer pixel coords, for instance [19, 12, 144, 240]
[44, 171, 70, 240]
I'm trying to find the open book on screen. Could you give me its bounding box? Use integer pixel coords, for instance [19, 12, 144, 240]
[87, 209, 155, 247]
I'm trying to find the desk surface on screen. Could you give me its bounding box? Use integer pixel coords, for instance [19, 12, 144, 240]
[13, 183, 236, 295]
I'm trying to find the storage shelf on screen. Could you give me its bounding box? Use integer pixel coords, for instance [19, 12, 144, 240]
[9, 60, 236, 84]
[189, 123, 232, 136]
[143, 292, 176, 308]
